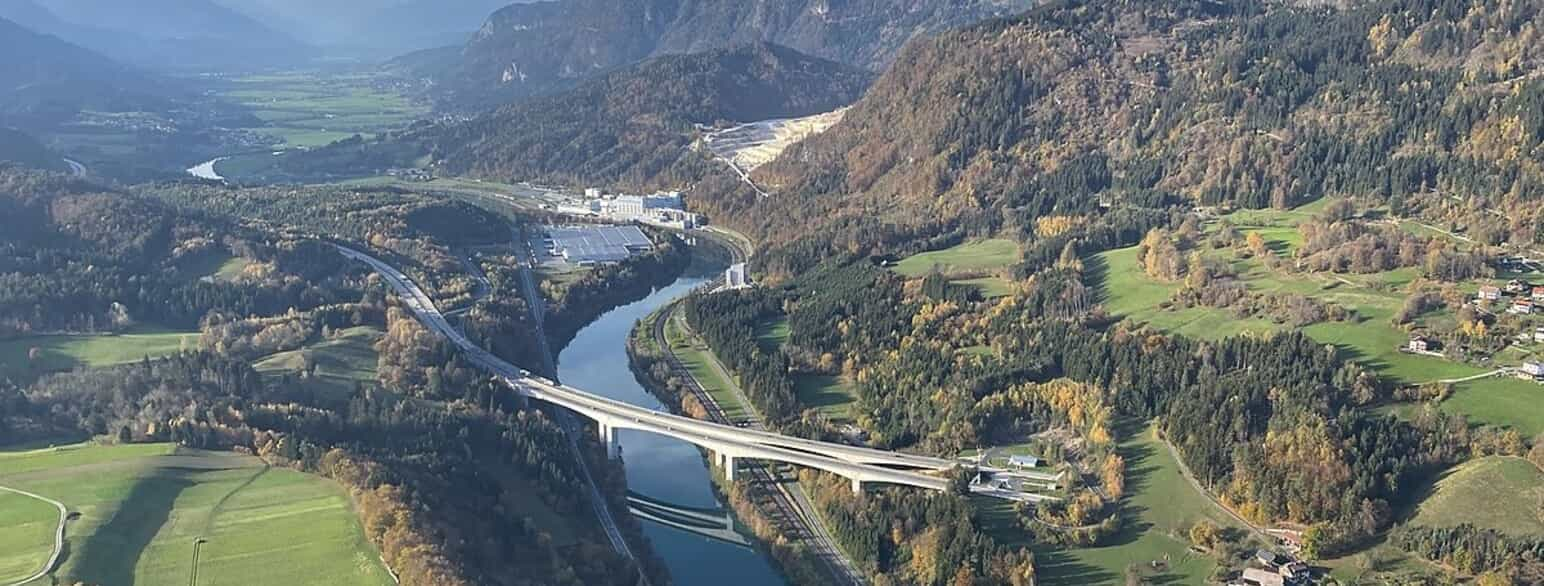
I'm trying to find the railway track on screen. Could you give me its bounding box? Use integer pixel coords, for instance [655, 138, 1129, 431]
[651, 300, 865, 586]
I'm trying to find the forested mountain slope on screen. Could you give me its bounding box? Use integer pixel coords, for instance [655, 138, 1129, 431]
[716, 0, 1544, 273]
[0, 0, 308, 70]
[0, 128, 66, 172]
[0, 16, 169, 126]
[278, 43, 872, 185]
[417, 0, 1032, 108]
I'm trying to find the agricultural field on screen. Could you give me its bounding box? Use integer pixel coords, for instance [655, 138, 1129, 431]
[200, 70, 429, 181]
[1092, 200, 1544, 432]
[1408, 456, 1544, 537]
[211, 71, 428, 152]
[253, 326, 383, 401]
[1035, 424, 1241, 586]
[0, 442, 391, 586]
[0, 326, 198, 384]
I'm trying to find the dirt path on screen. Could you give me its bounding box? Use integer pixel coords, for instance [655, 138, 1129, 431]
[0, 485, 68, 586]
[1155, 430, 1274, 544]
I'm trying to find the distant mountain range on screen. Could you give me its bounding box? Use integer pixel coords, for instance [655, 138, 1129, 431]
[219, 0, 522, 56]
[0, 0, 309, 71]
[406, 0, 1034, 109]
[0, 16, 171, 126]
[265, 43, 872, 184]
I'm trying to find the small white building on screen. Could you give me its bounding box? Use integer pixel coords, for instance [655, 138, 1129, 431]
[1478, 285, 1503, 302]
[1534, 327, 1544, 343]
[1523, 362, 1544, 381]
[725, 263, 750, 289]
[1511, 299, 1536, 315]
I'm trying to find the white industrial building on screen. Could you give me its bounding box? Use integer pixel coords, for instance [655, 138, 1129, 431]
[605, 192, 684, 217]
[544, 225, 654, 265]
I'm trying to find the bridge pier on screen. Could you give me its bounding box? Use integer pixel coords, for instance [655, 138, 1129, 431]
[721, 452, 736, 483]
[597, 422, 619, 459]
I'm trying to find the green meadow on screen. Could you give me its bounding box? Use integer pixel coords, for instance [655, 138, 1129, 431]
[752, 317, 858, 422]
[253, 326, 383, 401]
[0, 490, 57, 584]
[1091, 200, 1543, 433]
[892, 238, 1020, 277]
[1035, 424, 1240, 586]
[1409, 456, 1544, 537]
[0, 443, 390, 586]
[0, 326, 198, 384]
[666, 311, 750, 421]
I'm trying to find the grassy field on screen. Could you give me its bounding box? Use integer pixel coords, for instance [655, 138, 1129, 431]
[253, 326, 382, 401]
[210, 71, 428, 152]
[956, 276, 1016, 298]
[1439, 378, 1544, 437]
[0, 326, 198, 384]
[0, 442, 390, 586]
[666, 312, 750, 421]
[0, 490, 57, 584]
[1035, 424, 1239, 585]
[892, 239, 1019, 277]
[792, 375, 857, 422]
[1091, 200, 1543, 432]
[176, 251, 253, 283]
[1409, 456, 1544, 536]
[750, 317, 858, 421]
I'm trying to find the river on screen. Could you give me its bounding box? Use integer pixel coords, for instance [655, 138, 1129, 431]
[555, 274, 785, 586]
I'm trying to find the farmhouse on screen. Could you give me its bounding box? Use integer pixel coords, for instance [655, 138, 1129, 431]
[1239, 567, 1286, 586]
[1478, 285, 1503, 302]
[1008, 454, 1042, 469]
[1507, 279, 1532, 293]
[1278, 561, 1309, 580]
[1511, 299, 1536, 315]
[1534, 286, 1544, 302]
[1535, 327, 1544, 343]
[1523, 362, 1544, 381]
[1407, 336, 1435, 353]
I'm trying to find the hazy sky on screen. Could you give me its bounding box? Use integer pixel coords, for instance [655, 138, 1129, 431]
[219, 0, 528, 46]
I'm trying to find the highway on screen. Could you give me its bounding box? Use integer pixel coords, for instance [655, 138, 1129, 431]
[61, 158, 86, 178]
[334, 243, 966, 494]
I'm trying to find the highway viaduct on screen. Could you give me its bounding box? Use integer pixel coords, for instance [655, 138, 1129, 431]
[335, 243, 1063, 499]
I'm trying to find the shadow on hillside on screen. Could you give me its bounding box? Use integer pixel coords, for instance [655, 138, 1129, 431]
[71, 471, 194, 586]
[1084, 253, 1111, 306]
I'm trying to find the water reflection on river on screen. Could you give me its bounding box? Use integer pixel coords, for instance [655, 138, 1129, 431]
[555, 275, 785, 586]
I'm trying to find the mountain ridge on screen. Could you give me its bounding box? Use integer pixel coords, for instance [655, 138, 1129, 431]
[416, 0, 1033, 108]
[260, 43, 873, 186]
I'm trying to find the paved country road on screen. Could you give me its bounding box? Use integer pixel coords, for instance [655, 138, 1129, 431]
[0, 485, 67, 586]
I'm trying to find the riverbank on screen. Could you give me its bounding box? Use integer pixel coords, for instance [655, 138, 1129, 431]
[629, 291, 864, 585]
